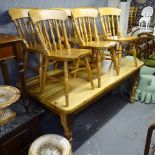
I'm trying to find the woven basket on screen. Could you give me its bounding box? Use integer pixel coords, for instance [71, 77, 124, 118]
[0, 85, 20, 109]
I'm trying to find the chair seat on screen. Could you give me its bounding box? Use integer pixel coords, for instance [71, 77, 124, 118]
[80, 41, 117, 49]
[48, 48, 91, 61]
[139, 17, 151, 22]
[105, 36, 137, 42]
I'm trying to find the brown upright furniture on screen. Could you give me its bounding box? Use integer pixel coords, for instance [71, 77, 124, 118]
[128, 6, 138, 32]
[71, 8, 118, 88]
[0, 34, 29, 111]
[137, 32, 155, 60]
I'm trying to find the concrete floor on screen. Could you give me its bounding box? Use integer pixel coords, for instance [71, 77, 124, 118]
[41, 93, 155, 155]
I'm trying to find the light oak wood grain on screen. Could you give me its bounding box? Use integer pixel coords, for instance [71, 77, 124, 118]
[27, 58, 143, 114]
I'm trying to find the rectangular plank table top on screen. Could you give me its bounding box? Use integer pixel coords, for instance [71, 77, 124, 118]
[27, 57, 143, 115]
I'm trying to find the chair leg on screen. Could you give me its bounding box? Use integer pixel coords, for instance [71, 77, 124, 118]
[84, 56, 94, 89]
[118, 43, 122, 73]
[133, 42, 138, 67]
[54, 62, 58, 70]
[73, 59, 80, 78]
[96, 50, 101, 88]
[23, 50, 28, 71]
[144, 122, 155, 155]
[110, 47, 119, 75]
[40, 58, 48, 94]
[64, 61, 69, 107]
[38, 54, 44, 93]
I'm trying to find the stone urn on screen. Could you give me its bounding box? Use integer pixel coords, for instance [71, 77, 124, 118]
[28, 134, 72, 155]
[0, 85, 20, 125]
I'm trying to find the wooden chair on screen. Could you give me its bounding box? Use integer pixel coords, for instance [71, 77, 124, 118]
[9, 8, 56, 93]
[98, 7, 138, 74]
[29, 9, 94, 106]
[71, 8, 118, 88]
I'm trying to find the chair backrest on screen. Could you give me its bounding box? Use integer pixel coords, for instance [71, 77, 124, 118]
[29, 9, 70, 56]
[98, 7, 121, 39]
[141, 6, 154, 17]
[71, 8, 99, 45]
[51, 8, 76, 42]
[9, 8, 38, 48]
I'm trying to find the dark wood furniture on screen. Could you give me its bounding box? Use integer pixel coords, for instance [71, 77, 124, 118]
[137, 32, 155, 60]
[0, 101, 44, 155]
[0, 34, 21, 84]
[144, 122, 155, 155]
[0, 34, 28, 111]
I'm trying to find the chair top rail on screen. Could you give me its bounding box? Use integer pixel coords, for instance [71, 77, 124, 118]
[50, 8, 72, 17]
[9, 8, 30, 20]
[98, 7, 121, 16]
[71, 8, 98, 18]
[29, 9, 67, 23]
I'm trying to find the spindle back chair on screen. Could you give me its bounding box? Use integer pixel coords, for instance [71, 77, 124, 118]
[98, 7, 121, 39]
[9, 8, 48, 93]
[71, 8, 99, 45]
[98, 7, 138, 71]
[71, 8, 118, 87]
[29, 9, 94, 106]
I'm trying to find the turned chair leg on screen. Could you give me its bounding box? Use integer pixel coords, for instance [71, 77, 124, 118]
[84, 56, 94, 89]
[144, 122, 155, 155]
[39, 54, 44, 93]
[133, 42, 138, 67]
[73, 59, 80, 78]
[23, 50, 28, 71]
[110, 47, 119, 75]
[96, 50, 101, 88]
[40, 58, 48, 94]
[64, 61, 69, 107]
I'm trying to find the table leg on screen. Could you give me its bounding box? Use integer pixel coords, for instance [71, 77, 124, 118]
[130, 70, 139, 103]
[0, 60, 10, 84]
[60, 114, 73, 144]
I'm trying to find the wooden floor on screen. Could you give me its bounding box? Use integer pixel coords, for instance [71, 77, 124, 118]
[27, 57, 143, 115]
